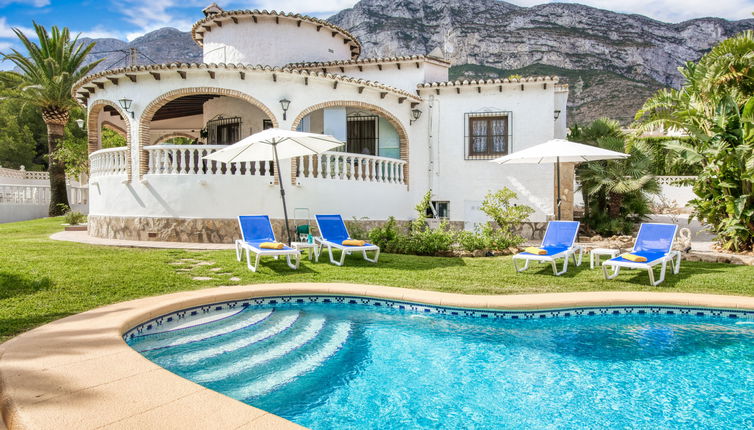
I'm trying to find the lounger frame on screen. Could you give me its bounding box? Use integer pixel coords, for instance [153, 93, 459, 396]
[314, 215, 380, 266]
[601, 223, 680, 286]
[235, 216, 300, 272]
[512, 221, 583, 276]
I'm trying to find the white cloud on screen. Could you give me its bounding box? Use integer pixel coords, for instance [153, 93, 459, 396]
[0, 0, 49, 7]
[250, 0, 358, 16]
[118, 0, 205, 40]
[76, 26, 124, 40]
[0, 17, 35, 39]
[507, 0, 754, 22]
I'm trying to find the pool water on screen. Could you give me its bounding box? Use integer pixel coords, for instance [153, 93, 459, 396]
[127, 303, 754, 429]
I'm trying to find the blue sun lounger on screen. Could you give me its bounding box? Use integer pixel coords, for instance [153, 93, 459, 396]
[315, 214, 380, 266]
[512, 221, 583, 276]
[602, 223, 680, 286]
[235, 215, 300, 272]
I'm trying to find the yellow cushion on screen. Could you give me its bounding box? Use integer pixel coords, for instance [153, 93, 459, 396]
[342, 239, 366, 246]
[621, 253, 647, 262]
[260, 242, 284, 250]
[524, 247, 547, 255]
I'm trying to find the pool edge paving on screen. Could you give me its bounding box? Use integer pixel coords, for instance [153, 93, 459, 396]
[2, 283, 754, 430]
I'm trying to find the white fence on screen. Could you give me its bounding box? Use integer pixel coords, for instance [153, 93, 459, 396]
[144, 145, 275, 177]
[140, 145, 407, 185]
[650, 176, 696, 209]
[295, 152, 406, 185]
[89, 147, 129, 177]
[574, 176, 696, 211]
[0, 168, 89, 223]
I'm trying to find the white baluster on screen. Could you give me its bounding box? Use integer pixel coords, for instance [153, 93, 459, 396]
[308, 154, 314, 178]
[399, 162, 405, 184]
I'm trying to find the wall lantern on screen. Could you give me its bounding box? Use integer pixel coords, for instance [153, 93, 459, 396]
[554, 110, 561, 120]
[74, 119, 85, 129]
[279, 98, 291, 120]
[118, 98, 135, 118]
[410, 108, 422, 125]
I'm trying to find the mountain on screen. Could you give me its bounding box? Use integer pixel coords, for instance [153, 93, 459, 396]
[329, 0, 753, 124]
[81, 28, 201, 73]
[79, 0, 754, 125]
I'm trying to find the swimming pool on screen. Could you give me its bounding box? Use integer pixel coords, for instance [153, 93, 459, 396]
[126, 298, 754, 429]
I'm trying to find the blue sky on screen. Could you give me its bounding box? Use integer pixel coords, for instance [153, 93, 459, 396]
[0, 0, 752, 55]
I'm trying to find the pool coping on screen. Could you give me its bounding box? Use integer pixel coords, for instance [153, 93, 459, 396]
[3, 283, 754, 429]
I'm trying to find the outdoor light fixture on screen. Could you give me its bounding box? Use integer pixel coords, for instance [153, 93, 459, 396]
[554, 110, 561, 120]
[410, 108, 422, 125]
[279, 98, 291, 120]
[119, 98, 135, 118]
[74, 119, 84, 129]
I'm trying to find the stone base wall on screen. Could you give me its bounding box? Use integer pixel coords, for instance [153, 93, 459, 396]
[88, 215, 549, 244]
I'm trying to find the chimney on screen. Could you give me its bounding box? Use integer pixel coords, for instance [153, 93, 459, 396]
[202, 3, 223, 17]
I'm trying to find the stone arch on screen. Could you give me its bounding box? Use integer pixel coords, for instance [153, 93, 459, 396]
[154, 132, 198, 145]
[88, 99, 132, 180]
[290, 100, 410, 185]
[138, 87, 279, 177]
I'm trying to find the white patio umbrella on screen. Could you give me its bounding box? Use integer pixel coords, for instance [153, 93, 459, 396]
[490, 139, 629, 220]
[203, 128, 344, 243]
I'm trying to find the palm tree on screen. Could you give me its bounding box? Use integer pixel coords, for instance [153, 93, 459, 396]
[570, 118, 659, 235]
[635, 30, 754, 251]
[1, 23, 101, 216]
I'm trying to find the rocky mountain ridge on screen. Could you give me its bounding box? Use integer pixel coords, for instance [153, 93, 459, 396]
[79, 0, 754, 124]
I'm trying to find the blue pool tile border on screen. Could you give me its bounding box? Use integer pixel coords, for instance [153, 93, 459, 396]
[123, 295, 754, 340]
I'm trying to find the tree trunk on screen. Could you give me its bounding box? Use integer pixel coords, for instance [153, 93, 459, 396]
[45, 119, 70, 216]
[608, 192, 623, 219]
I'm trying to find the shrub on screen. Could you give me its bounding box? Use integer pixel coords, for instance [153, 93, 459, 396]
[368, 216, 400, 250]
[63, 210, 86, 225]
[367, 192, 455, 256]
[457, 187, 534, 252]
[345, 216, 370, 240]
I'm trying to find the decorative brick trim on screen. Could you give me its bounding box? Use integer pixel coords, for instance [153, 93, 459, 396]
[88, 100, 132, 182]
[289, 100, 410, 187]
[153, 132, 198, 144]
[138, 87, 279, 179]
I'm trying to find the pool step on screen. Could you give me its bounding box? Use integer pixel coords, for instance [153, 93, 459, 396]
[193, 314, 327, 383]
[222, 320, 352, 400]
[169, 310, 302, 366]
[132, 308, 274, 352]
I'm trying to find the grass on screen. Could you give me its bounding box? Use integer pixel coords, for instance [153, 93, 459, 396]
[1, 217, 754, 343]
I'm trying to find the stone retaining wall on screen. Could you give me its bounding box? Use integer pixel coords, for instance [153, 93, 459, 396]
[88, 215, 549, 244]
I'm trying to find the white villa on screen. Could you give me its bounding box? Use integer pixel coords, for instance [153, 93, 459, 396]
[74, 4, 570, 243]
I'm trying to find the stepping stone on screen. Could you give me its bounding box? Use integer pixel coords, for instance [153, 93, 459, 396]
[209, 267, 223, 272]
[168, 262, 185, 265]
[195, 261, 216, 266]
[192, 276, 214, 281]
[218, 273, 232, 276]
[229, 277, 241, 282]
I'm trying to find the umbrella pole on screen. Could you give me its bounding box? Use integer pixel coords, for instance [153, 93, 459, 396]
[556, 156, 562, 220]
[273, 145, 293, 245]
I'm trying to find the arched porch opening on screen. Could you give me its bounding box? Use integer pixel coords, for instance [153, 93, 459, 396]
[290, 101, 409, 185]
[87, 100, 131, 180]
[138, 88, 279, 177]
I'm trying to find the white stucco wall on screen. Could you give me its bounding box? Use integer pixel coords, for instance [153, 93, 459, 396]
[203, 96, 270, 137]
[554, 88, 568, 139]
[424, 83, 559, 224]
[202, 17, 353, 66]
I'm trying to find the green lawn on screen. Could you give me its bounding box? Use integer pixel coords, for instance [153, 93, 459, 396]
[1, 217, 753, 343]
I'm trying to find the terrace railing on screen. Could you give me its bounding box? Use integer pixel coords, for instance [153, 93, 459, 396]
[144, 145, 275, 177]
[90, 147, 129, 177]
[294, 152, 406, 185]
